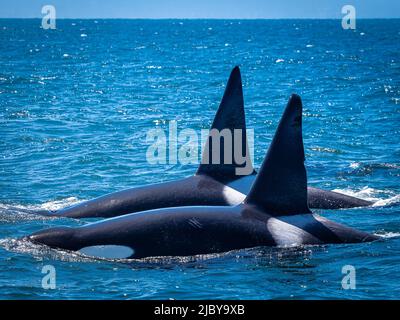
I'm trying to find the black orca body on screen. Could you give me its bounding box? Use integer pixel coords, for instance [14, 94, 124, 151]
[50, 175, 372, 219]
[38, 67, 372, 219]
[29, 95, 378, 259]
[29, 205, 377, 259]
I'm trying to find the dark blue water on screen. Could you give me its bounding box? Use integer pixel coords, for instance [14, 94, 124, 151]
[0, 19, 399, 299]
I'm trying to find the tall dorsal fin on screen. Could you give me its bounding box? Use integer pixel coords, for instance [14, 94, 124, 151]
[244, 94, 311, 215]
[196, 66, 255, 182]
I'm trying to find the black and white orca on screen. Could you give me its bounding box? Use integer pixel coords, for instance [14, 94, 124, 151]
[37, 67, 372, 219]
[29, 94, 378, 259]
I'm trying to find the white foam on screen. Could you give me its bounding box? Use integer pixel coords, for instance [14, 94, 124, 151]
[39, 197, 81, 211]
[332, 186, 380, 201]
[374, 232, 400, 239]
[0, 237, 233, 264]
[0, 198, 83, 222]
[349, 162, 360, 169]
[0, 197, 81, 212]
[0, 238, 98, 263]
[372, 194, 400, 207]
[332, 186, 400, 207]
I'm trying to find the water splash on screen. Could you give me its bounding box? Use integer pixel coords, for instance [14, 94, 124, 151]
[0, 198, 83, 222]
[373, 195, 400, 207]
[0, 236, 233, 265]
[0, 197, 81, 212]
[375, 232, 400, 239]
[0, 237, 100, 263]
[346, 162, 400, 176]
[0, 236, 322, 267]
[332, 187, 400, 207]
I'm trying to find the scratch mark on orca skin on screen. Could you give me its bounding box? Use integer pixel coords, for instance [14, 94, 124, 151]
[188, 218, 203, 229]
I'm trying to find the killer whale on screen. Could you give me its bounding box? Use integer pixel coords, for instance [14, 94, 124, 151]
[29, 94, 379, 259]
[37, 67, 372, 219]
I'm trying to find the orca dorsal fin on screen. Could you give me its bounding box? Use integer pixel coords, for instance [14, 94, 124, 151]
[244, 94, 311, 216]
[196, 66, 255, 182]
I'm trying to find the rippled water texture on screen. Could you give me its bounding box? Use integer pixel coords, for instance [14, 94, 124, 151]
[0, 19, 399, 299]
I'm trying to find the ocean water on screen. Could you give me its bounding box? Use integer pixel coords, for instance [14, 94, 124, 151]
[0, 19, 399, 299]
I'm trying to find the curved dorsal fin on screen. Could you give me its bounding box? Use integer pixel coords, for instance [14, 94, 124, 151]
[244, 94, 311, 215]
[196, 66, 255, 182]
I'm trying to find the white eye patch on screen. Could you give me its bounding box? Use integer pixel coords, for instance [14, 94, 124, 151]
[78, 245, 135, 259]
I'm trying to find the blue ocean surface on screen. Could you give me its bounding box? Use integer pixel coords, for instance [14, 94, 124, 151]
[0, 19, 399, 299]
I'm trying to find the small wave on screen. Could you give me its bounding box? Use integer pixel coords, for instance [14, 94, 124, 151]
[311, 146, 341, 154]
[0, 237, 320, 267]
[374, 232, 400, 239]
[0, 198, 83, 222]
[346, 162, 400, 176]
[0, 237, 237, 265]
[372, 194, 400, 207]
[350, 162, 360, 169]
[146, 65, 162, 69]
[38, 197, 82, 211]
[332, 186, 381, 202]
[332, 187, 400, 207]
[0, 238, 98, 263]
[0, 197, 81, 212]
[0, 210, 48, 223]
